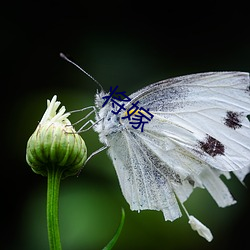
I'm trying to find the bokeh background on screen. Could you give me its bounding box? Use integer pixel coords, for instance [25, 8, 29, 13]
[2, 1, 250, 250]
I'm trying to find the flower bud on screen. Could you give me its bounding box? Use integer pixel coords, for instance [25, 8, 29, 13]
[26, 95, 87, 178]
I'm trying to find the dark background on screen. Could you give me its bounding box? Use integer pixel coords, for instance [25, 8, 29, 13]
[2, 1, 250, 250]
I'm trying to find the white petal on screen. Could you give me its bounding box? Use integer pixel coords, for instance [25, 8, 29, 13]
[188, 215, 213, 242]
[40, 95, 71, 125]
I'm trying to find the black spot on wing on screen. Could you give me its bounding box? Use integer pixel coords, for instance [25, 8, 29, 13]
[224, 111, 243, 130]
[199, 135, 225, 157]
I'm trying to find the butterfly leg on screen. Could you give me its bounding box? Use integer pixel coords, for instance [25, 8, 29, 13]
[70, 106, 96, 126]
[69, 106, 101, 132]
[85, 145, 108, 165]
[77, 145, 108, 176]
[77, 117, 105, 132]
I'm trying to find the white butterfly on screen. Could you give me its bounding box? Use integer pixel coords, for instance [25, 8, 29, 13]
[58, 55, 250, 242]
[85, 71, 249, 241]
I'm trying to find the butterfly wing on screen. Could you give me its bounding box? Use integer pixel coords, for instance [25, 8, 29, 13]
[102, 72, 250, 221]
[126, 72, 250, 173]
[107, 127, 183, 221]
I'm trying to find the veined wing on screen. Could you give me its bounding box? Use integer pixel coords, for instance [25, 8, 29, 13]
[107, 128, 182, 221]
[127, 72, 249, 111]
[124, 72, 250, 173]
[107, 121, 236, 222]
[131, 117, 237, 208]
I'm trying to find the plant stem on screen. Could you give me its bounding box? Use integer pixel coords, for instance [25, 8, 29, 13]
[47, 165, 63, 250]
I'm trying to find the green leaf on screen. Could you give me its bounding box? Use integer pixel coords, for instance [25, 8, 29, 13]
[102, 208, 125, 250]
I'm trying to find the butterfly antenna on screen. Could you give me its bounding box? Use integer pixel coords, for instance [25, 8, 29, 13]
[60, 53, 104, 92]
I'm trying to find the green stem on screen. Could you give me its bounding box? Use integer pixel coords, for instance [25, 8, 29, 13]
[47, 165, 63, 250]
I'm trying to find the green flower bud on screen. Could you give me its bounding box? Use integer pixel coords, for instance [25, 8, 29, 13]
[26, 95, 87, 178]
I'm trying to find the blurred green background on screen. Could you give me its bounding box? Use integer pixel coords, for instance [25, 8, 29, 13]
[2, 2, 250, 250]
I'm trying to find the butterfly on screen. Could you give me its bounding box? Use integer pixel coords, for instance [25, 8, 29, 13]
[90, 72, 250, 241]
[61, 54, 250, 241]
